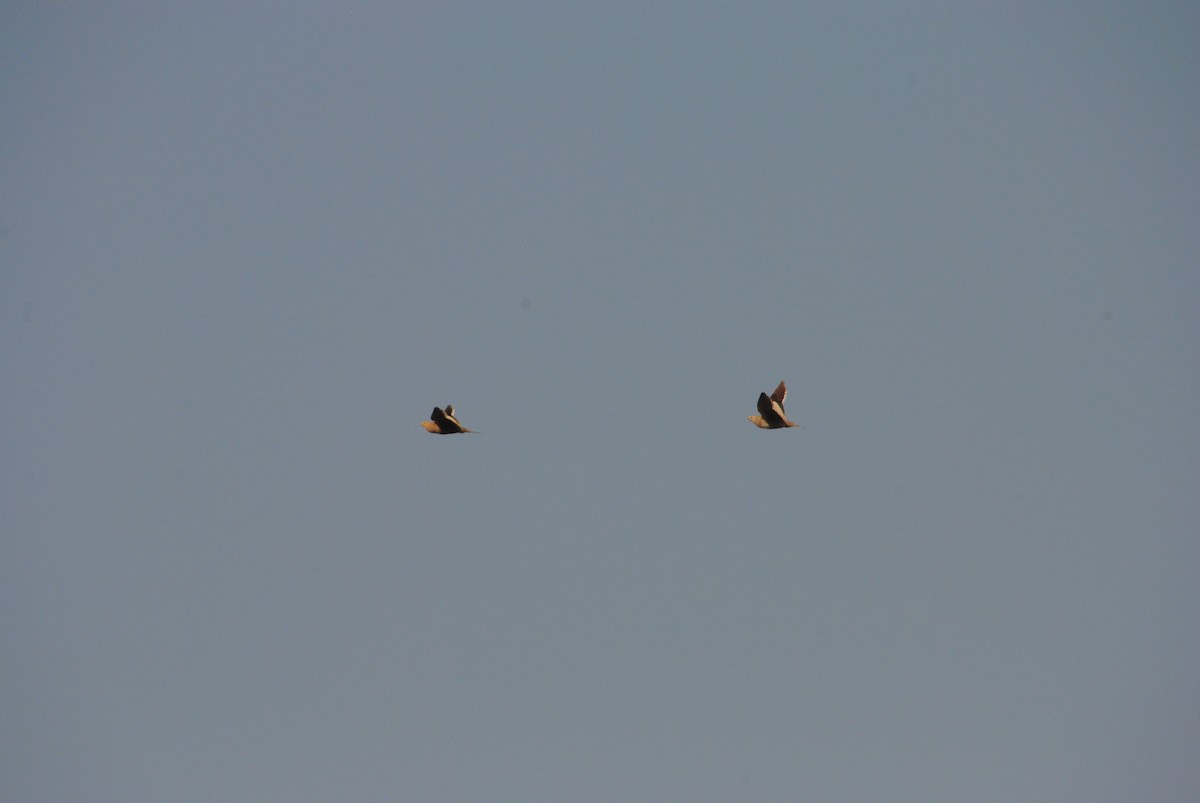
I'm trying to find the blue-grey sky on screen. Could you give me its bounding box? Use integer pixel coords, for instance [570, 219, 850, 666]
[3, 3, 1198, 801]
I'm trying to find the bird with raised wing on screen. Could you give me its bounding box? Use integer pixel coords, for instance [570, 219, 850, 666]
[421, 404, 475, 434]
[748, 380, 799, 429]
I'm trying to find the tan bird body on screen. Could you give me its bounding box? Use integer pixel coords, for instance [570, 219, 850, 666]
[748, 381, 799, 429]
[421, 405, 474, 434]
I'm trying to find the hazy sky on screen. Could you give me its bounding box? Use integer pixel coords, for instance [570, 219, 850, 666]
[3, 3, 1198, 801]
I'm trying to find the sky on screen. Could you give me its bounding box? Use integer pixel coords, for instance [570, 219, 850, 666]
[3, 3, 1198, 801]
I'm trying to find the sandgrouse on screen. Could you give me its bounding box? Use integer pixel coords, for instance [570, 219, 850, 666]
[747, 381, 799, 429]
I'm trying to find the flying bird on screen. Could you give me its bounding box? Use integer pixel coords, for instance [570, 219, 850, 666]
[748, 381, 799, 429]
[421, 404, 475, 434]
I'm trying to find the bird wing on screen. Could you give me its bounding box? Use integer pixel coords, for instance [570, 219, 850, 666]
[753, 388, 792, 424]
[769, 381, 788, 412]
[435, 405, 465, 432]
[431, 407, 452, 427]
[756, 392, 786, 427]
[756, 392, 773, 417]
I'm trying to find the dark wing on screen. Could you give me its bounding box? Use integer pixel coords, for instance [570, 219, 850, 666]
[756, 392, 785, 427]
[769, 381, 788, 412]
[433, 405, 465, 433]
[431, 406, 453, 427]
[444, 404, 455, 417]
[756, 392, 773, 417]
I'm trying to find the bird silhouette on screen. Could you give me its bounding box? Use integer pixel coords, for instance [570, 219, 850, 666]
[421, 404, 475, 434]
[748, 381, 799, 429]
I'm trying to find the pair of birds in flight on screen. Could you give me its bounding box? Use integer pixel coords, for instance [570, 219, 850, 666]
[421, 381, 799, 434]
